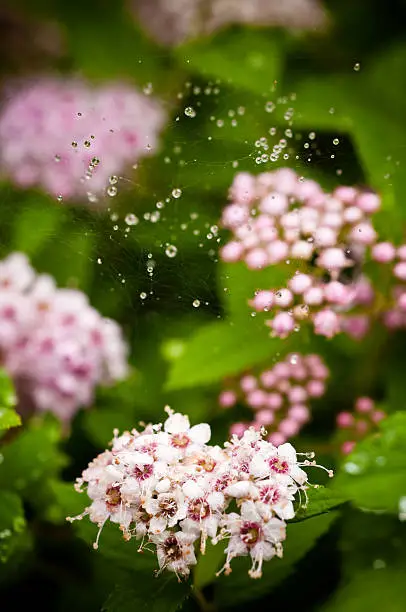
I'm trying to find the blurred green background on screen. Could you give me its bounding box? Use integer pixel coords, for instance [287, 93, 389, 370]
[1, 0, 406, 610]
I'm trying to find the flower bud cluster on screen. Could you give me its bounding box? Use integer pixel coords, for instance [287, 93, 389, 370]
[69, 408, 332, 579]
[372, 244, 406, 329]
[0, 253, 128, 421]
[219, 353, 328, 445]
[336, 397, 386, 454]
[0, 78, 166, 201]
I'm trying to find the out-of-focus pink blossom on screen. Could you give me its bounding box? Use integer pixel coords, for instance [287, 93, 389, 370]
[0, 253, 128, 422]
[336, 397, 386, 454]
[0, 78, 166, 201]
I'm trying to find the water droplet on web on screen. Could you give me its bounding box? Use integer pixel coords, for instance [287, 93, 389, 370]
[84, 140, 91, 148]
[140, 292, 147, 300]
[57, 195, 63, 202]
[71, 141, 78, 148]
[107, 186, 117, 197]
[265, 101, 275, 113]
[97, 258, 102, 264]
[333, 138, 339, 145]
[109, 175, 118, 185]
[165, 244, 178, 258]
[125, 213, 139, 226]
[184, 106, 196, 118]
[54, 154, 61, 162]
[290, 354, 298, 365]
[172, 188, 182, 199]
[353, 62, 361, 71]
[192, 299, 200, 308]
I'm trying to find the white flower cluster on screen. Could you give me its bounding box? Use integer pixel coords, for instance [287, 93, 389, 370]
[69, 408, 332, 579]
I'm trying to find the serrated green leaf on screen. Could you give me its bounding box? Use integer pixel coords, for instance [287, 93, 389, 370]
[214, 512, 337, 606]
[103, 572, 190, 612]
[334, 412, 406, 513]
[293, 486, 348, 521]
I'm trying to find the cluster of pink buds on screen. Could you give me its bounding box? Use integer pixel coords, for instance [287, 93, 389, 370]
[69, 408, 332, 580]
[336, 397, 386, 455]
[0, 78, 166, 201]
[0, 253, 128, 422]
[219, 353, 329, 445]
[371, 243, 406, 329]
[251, 275, 373, 339]
[221, 169, 382, 340]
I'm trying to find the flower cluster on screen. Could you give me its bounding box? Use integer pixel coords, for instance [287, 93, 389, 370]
[336, 397, 386, 455]
[221, 169, 382, 339]
[132, 0, 327, 47]
[69, 408, 332, 579]
[0, 78, 166, 201]
[219, 353, 329, 445]
[0, 253, 128, 422]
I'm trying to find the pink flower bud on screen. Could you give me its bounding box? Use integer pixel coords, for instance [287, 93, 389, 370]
[397, 293, 406, 311]
[288, 385, 307, 403]
[341, 441, 356, 455]
[371, 409, 386, 423]
[220, 241, 244, 262]
[303, 286, 324, 306]
[306, 380, 325, 397]
[260, 192, 288, 215]
[341, 315, 370, 339]
[324, 281, 353, 306]
[397, 245, 406, 260]
[230, 172, 256, 204]
[394, 262, 406, 281]
[322, 212, 343, 230]
[247, 389, 268, 409]
[313, 309, 340, 338]
[269, 312, 295, 338]
[356, 191, 380, 213]
[313, 227, 337, 247]
[255, 409, 275, 426]
[355, 397, 374, 413]
[260, 370, 276, 387]
[240, 375, 257, 392]
[267, 431, 286, 446]
[219, 390, 237, 408]
[334, 186, 357, 203]
[317, 248, 348, 271]
[278, 418, 300, 438]
[274, 288, 293, 307]
[336, 412, 354, 428]
[245, 248, 269, 270]
[343, 206, 363, 224]
[289, 274, 313, 294]
[371, 242, 396, 263]
[230, 422, 248, 437]
[350, 222, 377, 245]
[290, 240, 314, 260]
[355, 420, 369, 434]
[250, 290, 274, 311]
[288, 404, 310, 423]
[267, 392, 283, 410]
[221, 203, 250, 228]
[267, 240, 289, 263]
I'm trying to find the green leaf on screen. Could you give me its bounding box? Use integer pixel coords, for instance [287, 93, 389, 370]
[214, 512, 337, 606]
[103, 572, 190, 612]
[293, 486, 348, 521]
[12, 198, 65, 257]
[0, 491, 26, 563]
[177, 29, 282, 96]
[194, 540, 225, 589]
[323, 569, 406, 612]
[166, 319, 286, 390]
[0, 417, 66, 494]
[334, 412, 406, 513]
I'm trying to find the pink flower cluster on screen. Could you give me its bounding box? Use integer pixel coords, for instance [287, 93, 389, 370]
[372, 243, 406, 329]
[69, 408, 332, 579]
[221, 169, 384, 339]
[0, 78, 166, 200]
[336, 397, 386, 455]
[132, 0, 327, 47]
[219, 353, 328, 445]
[251, 276, 373, 339]
[0, 253, 128, 422]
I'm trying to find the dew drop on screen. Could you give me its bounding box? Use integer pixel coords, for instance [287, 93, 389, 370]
[165, 244, 178, 258]
[107, 186, 117, 197]
[333, 138, 339, 145]
[353, 62, 361, 71]
[192, 299, 200, 308]
[265, 101, 275, 113]
[172, 188, 182, 199]
[184, 106, 196, 118]
[125, 213, 139, 226]
[109, 175, 118, 185]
